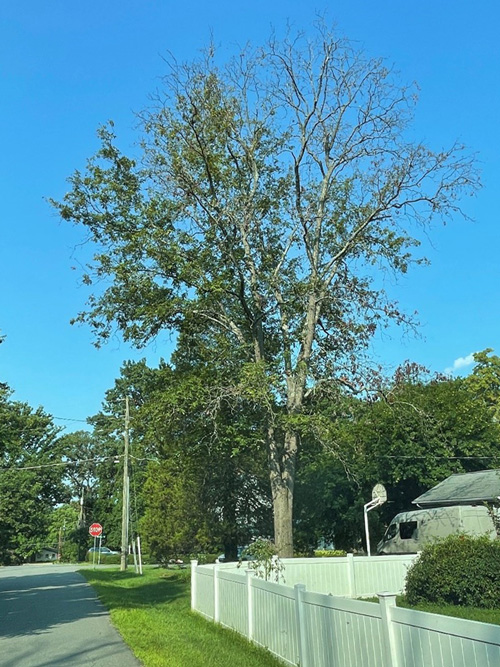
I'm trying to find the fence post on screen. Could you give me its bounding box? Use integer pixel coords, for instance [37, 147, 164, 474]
[378, 592, 398, 667]
[246, 570, 254, 641]
[346, 553, 356, 597]
[294, 584, 308, 667]
[190, 559, 198, 611]
[214, 563, 220, 623]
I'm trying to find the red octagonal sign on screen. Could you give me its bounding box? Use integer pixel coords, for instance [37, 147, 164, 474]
[89, 522, 103, 537]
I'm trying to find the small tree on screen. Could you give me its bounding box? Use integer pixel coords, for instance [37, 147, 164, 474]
[52, 23, 478, 555]
[241, 538, 285, 583]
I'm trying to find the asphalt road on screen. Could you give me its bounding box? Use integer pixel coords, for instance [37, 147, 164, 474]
[0, 564, 141, 666]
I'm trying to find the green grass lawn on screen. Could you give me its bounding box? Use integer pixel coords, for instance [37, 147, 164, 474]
[79, 567, 282, 667]
[396, 597, 500, 625]
[364, 596, 500, 625]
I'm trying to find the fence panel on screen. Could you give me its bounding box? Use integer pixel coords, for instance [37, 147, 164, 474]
[218, 569, 248, 636]
[278, 558, 351, 596]
[194, 565, 215, 619]
[251, 578, 299, 666]
[302, 591, 386, 667]
[391, 606, 500, 667]
[192, 558, 500, 667]
[352, 555, 415, 597]
[277, 554, 417, 597]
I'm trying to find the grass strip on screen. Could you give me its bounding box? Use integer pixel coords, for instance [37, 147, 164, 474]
[363, 596, 500, 625]
[396, 597, 500, 625]
[79, 567, 282, 667]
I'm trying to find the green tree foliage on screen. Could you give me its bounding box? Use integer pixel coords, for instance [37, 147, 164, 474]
[56, 427, 128, 552]
[58, 430, 101, 531]
[0, 385, 66, 563]
[45, 504, 88, 562]
[52, 24, 478, 554]
[80, 361, 165, 550]
[59, 431, 99, 499]
[135, 354, 273, 558]
[86, 354, 271, 560]
[294, 451, 367, 552]
[464, 349, 500, 422]
[292, 362, 500, 552]
[344, 365, 500, 539]
[141, 460, 212, 558]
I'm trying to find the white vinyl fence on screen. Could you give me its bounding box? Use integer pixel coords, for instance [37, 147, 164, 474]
[254, 553, 417, 597]
[191, 557, 500, 667]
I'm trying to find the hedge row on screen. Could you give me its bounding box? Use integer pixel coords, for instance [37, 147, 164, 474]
[405, 535, 500, 608]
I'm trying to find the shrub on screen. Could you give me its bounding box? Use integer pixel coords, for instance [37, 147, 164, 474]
[405, 534, 500, 608]
[84, 552, 153, 565]
[189, 553, 219, 565]
[314, 549, 347, 558]
[154, 552, 218, 565]
[240, 538, 285, 583]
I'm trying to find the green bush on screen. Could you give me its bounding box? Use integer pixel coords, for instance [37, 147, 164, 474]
[405, 535, 500, 608]
[85, 552, 128, 565]
[314, 549, 347, 558]
[84, 552, 154, 565]
[153, 553, 218, 565]
[188, 553, 219, 565]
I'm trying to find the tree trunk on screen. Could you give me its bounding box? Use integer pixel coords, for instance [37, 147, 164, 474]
[268, 429, 297, 557]
[272, 481, 294, 557]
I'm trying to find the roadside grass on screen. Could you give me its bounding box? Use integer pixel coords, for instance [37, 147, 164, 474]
[396, 596, 500, 625]
[79, 567, 282, 667]
[364, 596, 500, 625]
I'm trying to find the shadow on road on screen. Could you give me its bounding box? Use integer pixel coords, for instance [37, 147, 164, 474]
[0, 568, 107, 638]
[0, 565, 141, 666]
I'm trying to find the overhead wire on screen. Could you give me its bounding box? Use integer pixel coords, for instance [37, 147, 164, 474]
[1, 452, 499, 473]
[0, 454, 124, 472]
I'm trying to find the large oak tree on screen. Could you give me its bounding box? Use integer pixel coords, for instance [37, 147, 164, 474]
[52, 24, 478, 555]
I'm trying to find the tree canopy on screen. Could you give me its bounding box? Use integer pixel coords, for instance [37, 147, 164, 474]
[464, 349, 500, 422]
[0, 385, 66, 563]
[52, 23, 479, 554]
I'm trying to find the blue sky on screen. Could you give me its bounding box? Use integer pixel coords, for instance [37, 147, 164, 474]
[1, 1, 499, 431]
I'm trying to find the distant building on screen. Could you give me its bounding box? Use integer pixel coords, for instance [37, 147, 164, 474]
[34, 547, 59, 562]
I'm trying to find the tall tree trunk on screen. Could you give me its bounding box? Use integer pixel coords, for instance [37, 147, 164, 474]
[268, 428, 297, 557]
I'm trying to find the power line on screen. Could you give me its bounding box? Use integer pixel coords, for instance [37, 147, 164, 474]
[382, 455, 500, 460]
[0, 453, 156, 473]
[2, 453, 498, 472]
[0, 454, 123, 472]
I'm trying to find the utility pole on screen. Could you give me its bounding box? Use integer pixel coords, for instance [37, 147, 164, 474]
[78, 487, 85, 528]
[58, 525, 63, 561]
[120, 396, 130, 571]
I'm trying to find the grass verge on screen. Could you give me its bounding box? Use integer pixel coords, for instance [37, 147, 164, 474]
[396, 597, 500, 625]
[364, 596, 500, 625]
[79, 567, 282, 667]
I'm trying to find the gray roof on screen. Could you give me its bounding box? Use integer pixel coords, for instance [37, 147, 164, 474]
[413, 469, 500, 507]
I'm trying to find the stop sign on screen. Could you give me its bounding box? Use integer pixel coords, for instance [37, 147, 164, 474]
[89, 523, 103, 537]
